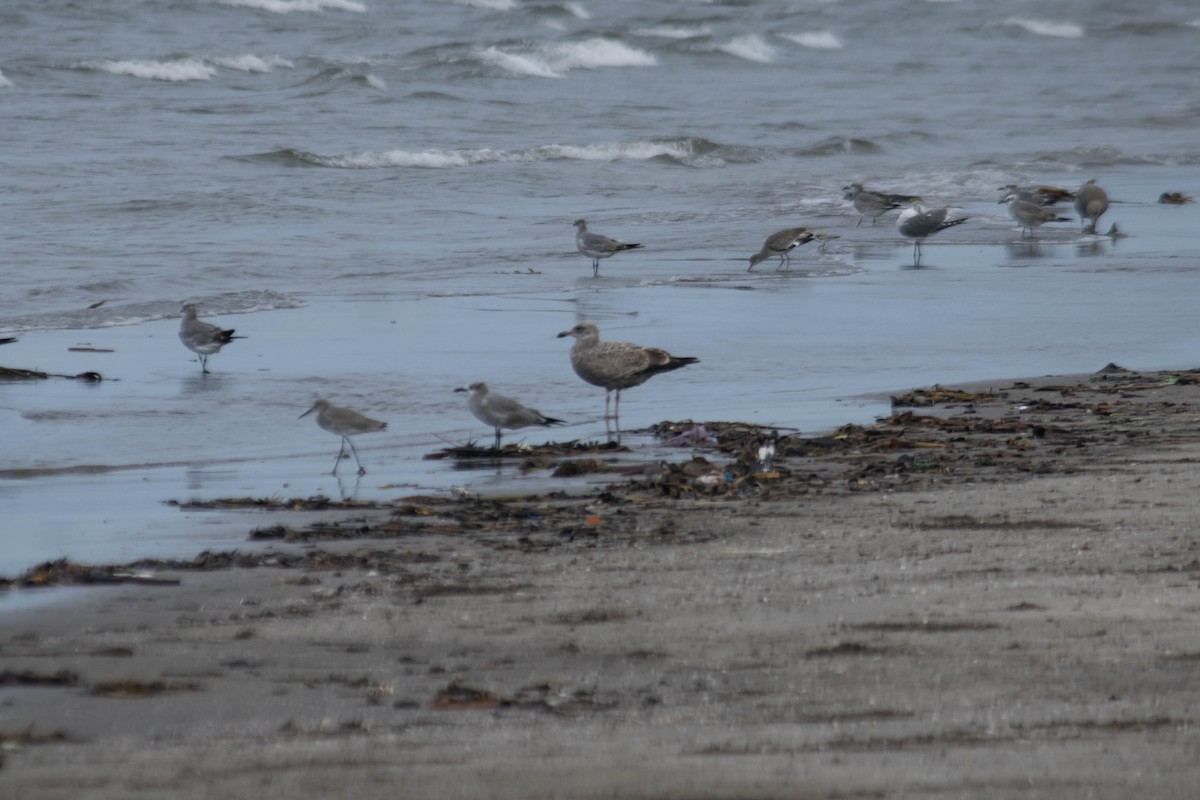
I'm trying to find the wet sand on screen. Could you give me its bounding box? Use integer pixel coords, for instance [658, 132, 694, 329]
[4, 365, 1200, 798]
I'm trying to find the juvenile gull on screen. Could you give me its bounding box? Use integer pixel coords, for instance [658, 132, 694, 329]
[574, 219, 642, 277]
[896, 203, 968, 263]
[557, 322, 697, 432]
[455, 381, 564, 450]
[998, 184, 1075, 206]
[842, 183, 921, 227]
[178, 303, 245, 374]
[1074, 179, 1109, 234]
[299, 398, 387, 476]
[999, 193, 1072, 238]
[748, 227, 815, 271]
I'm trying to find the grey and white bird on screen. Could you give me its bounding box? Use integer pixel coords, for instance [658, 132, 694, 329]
[998, 184, 1075, 206]
[574, 219, 642, 277]
[999, 193, 1072, 238]
[557, 322, 697, 432]
[299, 398, 387, 476]
[842, 183, 922, 227]
[178, 303, 245, 374]
[455, 381, 564, 450]
[748, 227, 815, 271]
[896, 203, 969, 263]
[1074, 179, 1109, 234]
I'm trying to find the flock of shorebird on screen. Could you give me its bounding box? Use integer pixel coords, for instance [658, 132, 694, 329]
[177, 177, 1120, 474]
[178, 309, 699, 475]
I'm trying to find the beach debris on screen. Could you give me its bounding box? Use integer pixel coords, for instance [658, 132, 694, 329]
[0, 337, 16, 346]
[892, 385, 996, 407]
[664, 423, 716, 446]
[0, 728, 70, 748]
[1158, 192, 1193, 205]
[0, 670, 81, 687]
[91, 678, 204, 698]
[68, 346, 114, 353]
[166, 495, 389, 511]
[427, 438, 629, 461]
[431, 680, 508, 710]
[87, 299, 107, 309]
[0, 366, 103, 381]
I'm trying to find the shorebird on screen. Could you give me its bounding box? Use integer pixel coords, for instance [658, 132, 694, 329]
[896, 203, 968, 263]
[557, 322, 697, 434]
[842, 183, 922, 227]
[998, 184, 1075, 206]
[455, 381, 564, 450]
[999, 193, 1072, 238]
[748, 227, 815, 271]
[1075, 179, 1109, 234]
[1158, 192, 1193, 205]
[574, 219, 642, 277]
[299, 398, 387, 475]
[178, 303, 245, 374]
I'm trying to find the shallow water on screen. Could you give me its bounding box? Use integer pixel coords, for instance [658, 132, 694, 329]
[2, 0, 1199, 581]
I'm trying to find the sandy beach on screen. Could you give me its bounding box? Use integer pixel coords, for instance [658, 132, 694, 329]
[4, 365, 1200, 798]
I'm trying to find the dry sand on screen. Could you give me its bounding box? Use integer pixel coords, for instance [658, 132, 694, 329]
[4, 366, 1200, 799]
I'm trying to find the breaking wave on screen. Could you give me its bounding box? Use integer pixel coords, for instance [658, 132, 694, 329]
[716, 34, 776, 63]
[477, 38, 656, 78]
[80, 59, 217, 82]
[780, 31, 843, 51]
[241, 138, 737, 169]
[998, 18, 1085, 39]
[216, 0, 367, 13]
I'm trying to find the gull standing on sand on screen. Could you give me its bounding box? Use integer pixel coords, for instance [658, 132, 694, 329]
[842, 183, 922, 227]
[574, 219, 642, 277]
[1075, 179, 1109, 234]
[455, 381, 564, 450]
[299, 398, 387, 475]
[178, 303, 245, 374]
[557, 322, 697, 433]
[999, 194, 1072, 238]
[748, 227, 815, 271]
[896, 203, 968, 263]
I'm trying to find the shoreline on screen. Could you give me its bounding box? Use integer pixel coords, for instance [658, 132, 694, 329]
[4, 364, 1200, 797]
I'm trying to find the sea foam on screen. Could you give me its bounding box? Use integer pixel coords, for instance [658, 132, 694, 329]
[269, 139, 704, 169]
[479, 38, 656, 78]
[217, 0, 367, 13]
[717, 34, 776, 63]
[780, 31, 843, 51]
[1001, 18, 1085, 39]
[0, 69, 11, 88]
[82, 59, 217, 82]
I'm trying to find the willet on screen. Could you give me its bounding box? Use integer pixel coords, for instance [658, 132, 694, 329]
[748, 227, 815, 271]
[1074, 179, 1109, 234]
[896, 203, 968, 263]
[455, 381, 564, 450]
[557, 322, 697, 433]
[999, 194, 1072, 238]
[299, 398, 387, 475]
[178, 303, 245, 374]
[998, 184, 1075, 206]
[574, 219, 642, 277]
[842, 183, 921, 227]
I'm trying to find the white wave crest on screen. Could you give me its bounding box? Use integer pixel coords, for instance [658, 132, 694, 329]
[217, 0, 367, 13]
[564, 2, 590, 19]
[1187, 18, 1200, 30]
[479, 38, 656, 78]
[634, 26, 711, 40]
[1002, 17, 1085, 39]
[365, 74, 386, 90]
[0, 69, 11, 88]
[82, 59, 217, 82]
[780, 31, 843, 50]
[452, 0, 517, 8]
[717, 34, 776, 63]
[300, 140, 699, 169]
[214, 54, 295, 72]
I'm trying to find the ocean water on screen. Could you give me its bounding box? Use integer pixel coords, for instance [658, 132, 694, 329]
[2, 0, 1200, 580]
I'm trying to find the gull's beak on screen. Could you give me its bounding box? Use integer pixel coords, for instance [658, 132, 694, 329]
[556, 330, 571, 338]
[454, 387, 468, 393]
